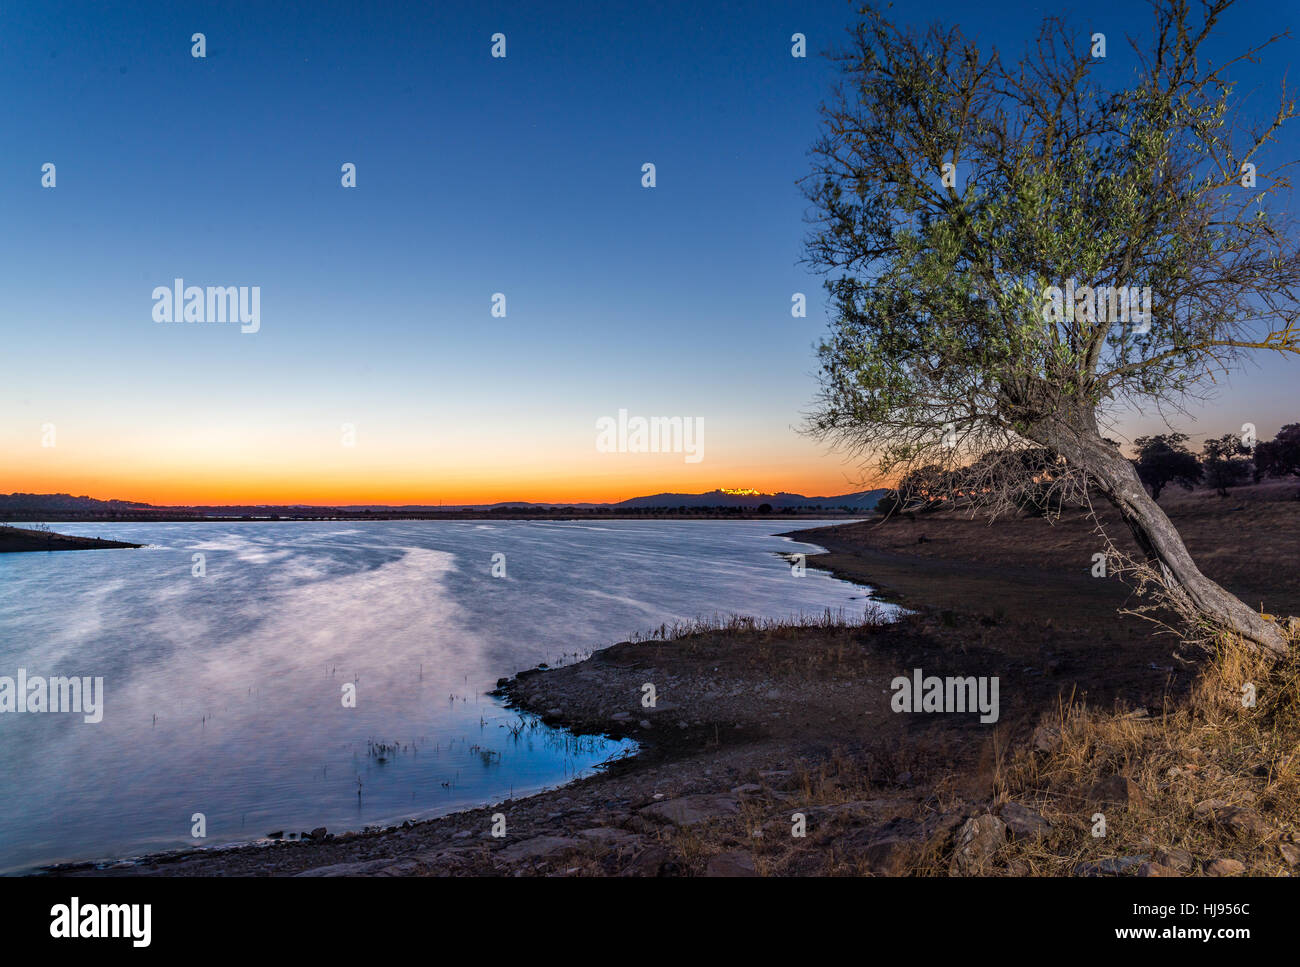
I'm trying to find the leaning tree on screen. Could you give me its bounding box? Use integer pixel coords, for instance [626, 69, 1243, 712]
[802, 0, 1299, 654]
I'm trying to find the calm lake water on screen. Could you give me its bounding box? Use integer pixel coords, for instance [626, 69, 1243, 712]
[0, 519, 892, 872]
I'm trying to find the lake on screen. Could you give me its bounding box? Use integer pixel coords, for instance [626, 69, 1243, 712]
[0, 519, 893, 872]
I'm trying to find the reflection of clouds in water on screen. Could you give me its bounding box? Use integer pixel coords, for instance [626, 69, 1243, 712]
[36, 578, 130, 666]
[576, 587, 663, 615]
[126, 547, 467, 707]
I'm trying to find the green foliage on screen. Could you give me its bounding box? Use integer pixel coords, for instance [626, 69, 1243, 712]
[803, 1, 1299, 478]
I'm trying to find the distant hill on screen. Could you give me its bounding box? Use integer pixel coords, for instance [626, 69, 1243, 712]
[0, 488, 885, 519]
[0, 493, 161, 514]
[337, 489, 886, 512]
[612, 489, 886, 510]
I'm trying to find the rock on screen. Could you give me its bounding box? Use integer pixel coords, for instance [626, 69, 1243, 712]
[610, 712, 631, 721]
[1136, 861, 1177, 877]
[575, 827, 644, 850]
[861, 837, 914, 876]
[1031, 725, 1061, 752]
[799, 801, 877, 826]
[920, 810, 968, 848]
[310, 827, 328, 841]
[624, 815, 660, 836]
[621, 846, 670, 877]
[1088, 775, 1143, 810]
[1220, 807, 1268, 838]
[1192, 798, 1230, 819]
[376, 860, 421, 876]
[1154, 848, 1194, 872]
[1073, 856, 1145, 876]
[639, 795, 740, 827]
[704, 851, 758, 877]
[1000, 802, 1052, 840]
[295, 858, 398, 877]
[1204, 857, 1245, 876]
[1277, 842, 1299, 867]
[639, 719, 652, 729]
[1194, 801, 1268, 839]
[731, 783, 764, 797]
[950, 814, 1006, 874]
[495, 836, 581, 864]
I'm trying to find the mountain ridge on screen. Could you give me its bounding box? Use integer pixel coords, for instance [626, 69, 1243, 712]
[0, 488, 885, 518]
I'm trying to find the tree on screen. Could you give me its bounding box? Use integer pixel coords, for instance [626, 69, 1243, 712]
[873, 489, 902, 516]
[802, 1, 1299, 654]
[1201, 433, 1253, 496]
[954, 445, 1076, 512]
[1133, 433, 1203, 500]
[893, 463, 962, 510]
[1254, 423, 1300, 478]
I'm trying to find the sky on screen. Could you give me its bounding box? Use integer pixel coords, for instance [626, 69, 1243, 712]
[1, 0, 1296, 506]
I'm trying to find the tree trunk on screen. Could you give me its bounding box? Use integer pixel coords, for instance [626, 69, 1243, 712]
[1034, 417, 1290, 657]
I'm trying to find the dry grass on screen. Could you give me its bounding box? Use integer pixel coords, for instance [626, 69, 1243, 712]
[980, 627, 1300, 876]
[627, 606, 897, 644]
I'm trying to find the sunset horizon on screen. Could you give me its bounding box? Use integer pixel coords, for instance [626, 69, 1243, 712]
[1, 476, 886, 508]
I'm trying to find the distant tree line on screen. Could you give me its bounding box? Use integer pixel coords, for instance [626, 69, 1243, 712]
[1133, 424, 1300, 499]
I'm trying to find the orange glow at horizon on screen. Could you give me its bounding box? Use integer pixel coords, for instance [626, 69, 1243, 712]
[2, 418, 888, 506]
[3, 467, 887, 507]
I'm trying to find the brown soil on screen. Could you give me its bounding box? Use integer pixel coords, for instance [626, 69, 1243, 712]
[793, 478, 1300, 627]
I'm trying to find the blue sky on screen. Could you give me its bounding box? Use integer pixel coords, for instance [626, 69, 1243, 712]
[1, 0, 1295, 503]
